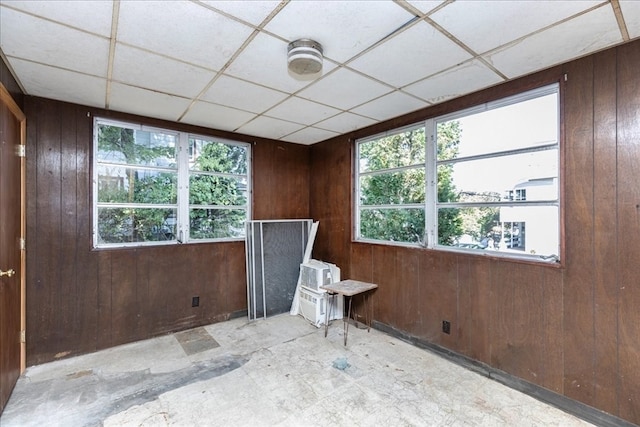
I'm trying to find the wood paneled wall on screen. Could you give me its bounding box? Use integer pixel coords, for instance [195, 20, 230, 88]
[310, 40, 640, 424]
[24, 97, 310, 365]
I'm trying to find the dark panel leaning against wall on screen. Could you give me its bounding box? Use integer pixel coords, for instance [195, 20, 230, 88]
[309, 39, 640, 426]
[0, 54, 23, 109]
[24, 96, 310, 366]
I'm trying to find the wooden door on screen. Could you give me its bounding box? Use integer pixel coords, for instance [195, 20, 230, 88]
[0, 84, 25, 413]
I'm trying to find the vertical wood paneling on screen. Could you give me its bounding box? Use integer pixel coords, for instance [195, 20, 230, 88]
[616, 42, 640, 425]
[562, 55, 596, 405]
[458, 257, 491, 364]
[418, 252, 457, 347]
[395, 247, 421, 334]
[252, 141, 309, 220]
[491, 263, 545, 385]
[310, 139, 352, 276]
[542, 268, 564, 393]
[349, 243, 373, 283]
[592, 48, 619, 415]
[371, 245, 397, 326]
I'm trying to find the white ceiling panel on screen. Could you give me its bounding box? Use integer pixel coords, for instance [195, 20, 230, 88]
[349, 20, 473, 87]
[181, 100, 256, 132]
[225, 32, 337, 94]
[620, 0, 640, 39]
[117, 1, 253, 71]
[0, 7, 110, 77]
[281, 126, 340, 145]
[113, 44, 216, 98]
[486, 4, 623, 78]
[237, 115, 305, 140]
[298, 68, 392, 111]
[264, 1, 415, 63]
[315, 112, 377, 134]
[404, 59, 504, 105]
[202, 75, 288, 114]
[265, 96, 341, 126]
[201, 0, 282, 26]
[431, 0, 604, 54]
[10, 59, 106, 108]
[405, 1, 447, 15]
[1, 0, 113, 37]
[351, 91, 428, 121]
[109, 83, 192, 122]
[1, 1, 636, 145]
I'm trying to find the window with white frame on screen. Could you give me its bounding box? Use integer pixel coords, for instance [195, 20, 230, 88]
[356, 84, 560, 262]
[93, 118, 250, 248]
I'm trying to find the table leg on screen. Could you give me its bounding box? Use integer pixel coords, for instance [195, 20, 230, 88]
[344, 295, 352, 346]
[324, 292, 334, 338]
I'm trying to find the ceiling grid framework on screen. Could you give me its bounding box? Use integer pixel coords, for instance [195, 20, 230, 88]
[0, 0, 638, 145]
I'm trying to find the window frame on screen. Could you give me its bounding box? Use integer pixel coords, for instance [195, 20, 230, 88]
[93, 117, 251, 249]
[354, 83, 561, 264]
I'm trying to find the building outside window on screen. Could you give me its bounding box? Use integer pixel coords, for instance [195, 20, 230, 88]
[93, 118, 250, 248]
[355, 84, 560, 262]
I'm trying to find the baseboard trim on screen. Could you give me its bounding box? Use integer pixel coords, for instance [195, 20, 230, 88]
[372, 320, 637, 427]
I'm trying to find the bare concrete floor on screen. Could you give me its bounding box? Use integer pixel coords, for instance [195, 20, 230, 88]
[2, 314, 594, 426]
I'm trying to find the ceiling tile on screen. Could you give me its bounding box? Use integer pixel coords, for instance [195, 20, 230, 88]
[315, 112, 377, 134]
[200, 0, 281, 26]
[225, 32, 338, 94]
[202, 75, 288, 114]
[0, 7, 109, 77]
[351, 91, 429, 121]
[109, 82, 192, 122]
[1, 0, 113, 37]
[181, 101, 256, 132]
[236, 116, 305, 140]
[9, 58, 106, 108]
[485, 5, 623, 78]
[264, 1, 415, 63]
[281, 126, 340, 145]
[113, 44, 216, 98]
[620, 0, 640, 39]
[349, 20, 473, 87]
[265, 96, 341, 126]
[404, 59, 503, 105]
[298, 68, 392, 111]
[404, 1, 446, 15]
[117, 1, 253, 71]
[431, 1, 603, 54]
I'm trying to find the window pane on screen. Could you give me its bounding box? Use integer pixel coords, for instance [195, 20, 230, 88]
[360, 168, 425, 206]
[189, 138, 248, 174]
[97, 124, 176, 167]
[190, 208, 246, 239]
[97, 165, 177, 204]
[438, 206, 558, 257]
[438, 92, 558, 159]
[360, 208, 425, 243]
[359, 128, 425, 173]
[97, 207, 176, 244]
[439, 206, 500, 248]
[440, 149, 558, 202]
[189, 175, 247, 206]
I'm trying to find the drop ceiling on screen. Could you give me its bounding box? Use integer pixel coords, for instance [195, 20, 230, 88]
[1, 0, 638, 145]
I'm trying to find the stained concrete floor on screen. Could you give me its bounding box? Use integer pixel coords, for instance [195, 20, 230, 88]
[1, 314, 594, 427]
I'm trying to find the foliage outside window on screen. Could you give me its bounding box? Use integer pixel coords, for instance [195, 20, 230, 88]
[356, 84, 560, 262]
[93, 118, 250, 248]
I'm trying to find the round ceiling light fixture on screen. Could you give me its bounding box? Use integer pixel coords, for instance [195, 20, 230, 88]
[287, 39, 323, 75]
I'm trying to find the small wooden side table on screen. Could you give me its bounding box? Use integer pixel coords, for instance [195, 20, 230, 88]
[320, 279, 378, 345]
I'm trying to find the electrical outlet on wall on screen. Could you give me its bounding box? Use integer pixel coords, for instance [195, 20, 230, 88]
[442, 320, 451, 334]
[192, 296, 200, 307]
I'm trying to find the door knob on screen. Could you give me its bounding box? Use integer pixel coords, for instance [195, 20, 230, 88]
[0, 269, 15, 277]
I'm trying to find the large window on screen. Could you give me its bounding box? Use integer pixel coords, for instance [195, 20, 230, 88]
[356, 84, 560, 262]
[93, 118, 250, 248]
